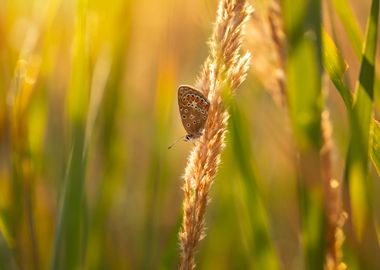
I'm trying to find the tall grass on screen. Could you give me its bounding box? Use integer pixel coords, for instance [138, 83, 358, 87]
[0, 0, 379, 269]
[178, 1, 253, 268]
[51, 0, 89, 269]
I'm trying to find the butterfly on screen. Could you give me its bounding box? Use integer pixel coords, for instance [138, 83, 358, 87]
[168, 85, 210, 149]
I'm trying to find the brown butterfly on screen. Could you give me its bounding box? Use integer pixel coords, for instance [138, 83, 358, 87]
[168, 85, 210, 149]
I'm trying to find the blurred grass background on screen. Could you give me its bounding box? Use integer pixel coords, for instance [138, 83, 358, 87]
[0, 0, 380, 269]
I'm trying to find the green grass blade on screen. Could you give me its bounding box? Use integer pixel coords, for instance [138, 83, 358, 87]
[322, 30, 352, 108]
[228, 100, 280, 270]
[158, 212, 182, 270]
[50, 0, 89, 269]
[282, 0, 326, 268]
[371, 121, 380, 249]
[331, 0, 363, 56]
[283, 0, 323, 150]
[346, 0, 379, 240]
[141, 62, 176, 269]
[0, 230, 18, 270]
[370, 120, 380, 175]
[332, 0, 380, 115]
[323, 24, 380, 181]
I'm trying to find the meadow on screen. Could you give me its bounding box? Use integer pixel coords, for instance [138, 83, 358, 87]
[0, 0, 379, 269]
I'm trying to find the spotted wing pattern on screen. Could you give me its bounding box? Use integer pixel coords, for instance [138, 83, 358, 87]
[178, 85, 210, 137]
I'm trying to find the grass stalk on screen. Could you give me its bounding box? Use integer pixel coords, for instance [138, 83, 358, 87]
[50, 0, 89, 268]
[8, 57, 41, 270]
[282, 0, 327, 268]
[248, 0, 286, 107]
[321, 109, 347, 270]
[267, 1, 286, 106]
[178, 0, 253, 269]
[345, 0, 379, 241]
[229, 101, 280, 269]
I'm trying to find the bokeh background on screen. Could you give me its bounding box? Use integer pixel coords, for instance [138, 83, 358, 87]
[0, 0, 379, 269]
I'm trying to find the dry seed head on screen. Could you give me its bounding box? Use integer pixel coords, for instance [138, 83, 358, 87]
[179, 1, 253, 269]
[247, 0, 286, 106]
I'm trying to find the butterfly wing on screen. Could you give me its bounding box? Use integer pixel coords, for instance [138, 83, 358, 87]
[178, 85, 210, 136]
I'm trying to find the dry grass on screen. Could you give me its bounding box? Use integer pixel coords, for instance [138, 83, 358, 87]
[248, 0, 285, 107]
[1, 0, 378, 269]
[178, 0, 253, 269]
[248, 1, 347, 269]
[321, 109, 347, 270]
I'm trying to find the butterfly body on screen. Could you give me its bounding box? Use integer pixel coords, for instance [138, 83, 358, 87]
[178, 85, 210, 140]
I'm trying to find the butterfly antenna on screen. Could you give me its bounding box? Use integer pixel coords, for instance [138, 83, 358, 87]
[168, 135, 186, 149]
